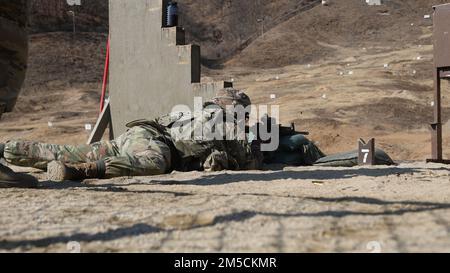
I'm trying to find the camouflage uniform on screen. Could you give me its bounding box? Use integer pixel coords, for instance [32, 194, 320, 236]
[3, 103, 261, 178]
[4, 123, 172, 178]
[157, 104, 262, 172]
[0, 0, 29, 117]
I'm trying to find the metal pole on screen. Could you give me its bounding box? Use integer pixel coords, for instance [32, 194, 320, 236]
[431, 68, 443, 161]
[262, 17, 265, 38]
[68, 11, 75, 39]
[257, 18, 264, 37]
[100, 37, 110, 113]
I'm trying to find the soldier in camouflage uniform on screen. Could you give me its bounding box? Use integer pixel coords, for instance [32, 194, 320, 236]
[0, 88, 263, 187]
[0, 1, 38, 188]
[0, 0, 28, 119]
[2, 123, 173, 180]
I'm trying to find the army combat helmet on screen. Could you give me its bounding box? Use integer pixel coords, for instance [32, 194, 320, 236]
[212, 88, 251, 109]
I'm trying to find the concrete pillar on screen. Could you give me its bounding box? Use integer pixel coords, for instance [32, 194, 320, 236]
[108, 0, 231, 135]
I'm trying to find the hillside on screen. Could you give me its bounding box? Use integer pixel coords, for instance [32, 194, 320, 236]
[229, 0, 446, 68]
[28, 0, 321, 63]
[1, 0, 449, 161]
[214, 0, 450, 160]
[29, 0, 109, 33]
[178, 0, 321, 64]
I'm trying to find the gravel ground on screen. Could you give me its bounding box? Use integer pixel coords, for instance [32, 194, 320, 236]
[1, 162, 450, 253]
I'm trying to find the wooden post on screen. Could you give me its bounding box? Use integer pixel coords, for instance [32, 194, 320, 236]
[87, 99, 113, 144]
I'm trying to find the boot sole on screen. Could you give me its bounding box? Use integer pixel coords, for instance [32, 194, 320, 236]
[47, 161, 67, 182]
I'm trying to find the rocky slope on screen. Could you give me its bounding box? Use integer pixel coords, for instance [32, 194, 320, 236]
[29, 0, 321, 63]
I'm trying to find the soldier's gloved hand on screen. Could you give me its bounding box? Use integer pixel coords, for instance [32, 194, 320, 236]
[203, 150, 229, 172]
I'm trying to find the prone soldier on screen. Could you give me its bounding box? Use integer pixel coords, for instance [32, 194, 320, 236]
[0, 88, 263, 188]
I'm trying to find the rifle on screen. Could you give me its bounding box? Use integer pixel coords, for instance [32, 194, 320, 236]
[279, 123, 309, 136]
[246, 121, 309, 144]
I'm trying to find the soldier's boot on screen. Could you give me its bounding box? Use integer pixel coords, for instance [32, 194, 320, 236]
[47, 160, 106, 182]
[0, 164, 39, 188]
[0, 143, 39, 188]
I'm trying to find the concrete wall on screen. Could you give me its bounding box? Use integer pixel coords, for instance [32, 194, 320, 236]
[109, 0, 230, 135]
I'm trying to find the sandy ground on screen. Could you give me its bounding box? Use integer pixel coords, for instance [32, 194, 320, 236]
[2, 0, 450, 253]
[1, 162, 450, 253]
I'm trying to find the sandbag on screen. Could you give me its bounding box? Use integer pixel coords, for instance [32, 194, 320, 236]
[314, 149, 395, 167]
[265, 134, 325, 166]
[279, 134, 312, 152]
